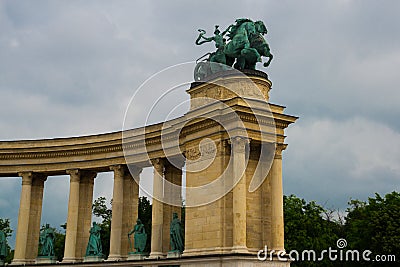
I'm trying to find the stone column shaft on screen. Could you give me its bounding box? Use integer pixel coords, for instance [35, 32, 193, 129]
[63, 170, 80, 262]
[162, 162, 183, 253]
[76, 172, 96, 259]
[63, 170, 96, 263]
[271, 153, 284, 251]
[108, 165, 125, 261]
[12, 173, 33, 265]
[231, 137, 249, 253]
[121, 166, 141, 258]
[149, 159, 164, 258]
[12, 172, 46, 265]
[27, 176, 46, 260]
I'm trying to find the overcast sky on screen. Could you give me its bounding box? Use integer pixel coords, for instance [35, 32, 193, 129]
[0, 0, 399, 247]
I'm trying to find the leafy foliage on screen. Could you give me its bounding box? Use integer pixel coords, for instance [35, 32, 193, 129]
[284, 195, 340, 267]
[5, 250, 13, 264]
[92, 196, 112, 226]
[284, 193, 399, 267]
[0, 218, 13, 263]
[138, 196, 152, 252]
[344, 192, 400, 267]
[0, 219, 12, 238]
[54, 229, 65, 262]
[92, 196, 112, 258]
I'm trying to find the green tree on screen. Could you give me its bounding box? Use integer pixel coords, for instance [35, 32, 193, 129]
[92, 196, 112, 258]
[284, 195, 340, 267]
[344, 192, 400, 266]
[0, 219, 12, 238]
[138, 196, 152, 252]
[54, 230, 65, 261]
[0, 218, 13, 264]
[93, 196, 112, 226]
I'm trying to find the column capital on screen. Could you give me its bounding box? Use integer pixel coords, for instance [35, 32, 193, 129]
[18, 172, 47, 185]
[18, 172, 33, 185]
[66, 169, 80, 183]
[110, 164, 127, 173]
[32, 174, 47, 186]
[80, 171, 97, 184]
[151, 158, 164, 174]
[229, 136, 250, 153]
[110, 165, 126, 182]
[66, 169, 97, 183]
[274, 144, 287, 159]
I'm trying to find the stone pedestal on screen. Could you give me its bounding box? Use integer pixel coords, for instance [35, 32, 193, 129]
[127, 252, 148, 260]
[83, 255, 104, 262]
[30, 254, 290, 266]
[36, 256, 56, 264]
[167, 250, 182, 258]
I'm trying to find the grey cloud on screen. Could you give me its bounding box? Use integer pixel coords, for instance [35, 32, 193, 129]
[283, 116, 400, 210]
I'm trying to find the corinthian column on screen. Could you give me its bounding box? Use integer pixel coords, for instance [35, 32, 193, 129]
[231, 137, 249, 253]
[149, 158, 165, 259]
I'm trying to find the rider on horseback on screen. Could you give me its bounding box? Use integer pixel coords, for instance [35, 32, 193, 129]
[194, 18, 273, 80]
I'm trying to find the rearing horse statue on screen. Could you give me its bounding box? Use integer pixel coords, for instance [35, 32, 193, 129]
[224, 19, 273, 70]
[194, 18, 273, 79]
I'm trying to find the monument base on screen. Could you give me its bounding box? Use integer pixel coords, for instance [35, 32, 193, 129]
[35, 256, 56, 264]
[127, 252, 148, 260]
[32, 254, 290, 266]
[167, 250, 182, 258]
[83, 255, 104, 262]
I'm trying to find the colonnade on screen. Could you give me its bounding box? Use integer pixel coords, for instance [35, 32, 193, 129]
[10, 159, 184, 265]
[9, 143, 285, 264]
